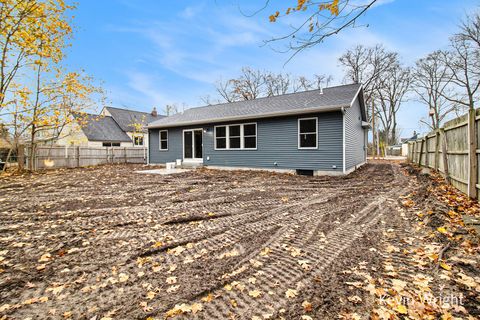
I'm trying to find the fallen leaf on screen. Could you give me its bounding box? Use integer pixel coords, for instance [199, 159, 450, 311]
[166, 276, 177, 284]
[347, 295, 362, 304]
[395, 304, 408, 314]
[201, 293, 214, 302]
[249, 290, 262, 298]
[437, 226, 448, 234]
[38, 253, 52, 263]
[260, 247, 271, 256]
[302, 301, 312, 312]
[118, 273, 129, 282]
[439, 262, 452, 271]
[285, 289, 298, 298]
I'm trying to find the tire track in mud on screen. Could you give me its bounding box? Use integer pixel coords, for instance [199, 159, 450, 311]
[0, 163, 408, 320]
[138, 164, 408, 319]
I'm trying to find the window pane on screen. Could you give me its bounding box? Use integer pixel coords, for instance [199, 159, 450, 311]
[215, 126, 226, 138]
[102, 142, 110, 147]
[216, 137, 226, 149]
[300, 133, 316, 148]
[300, 119, 316, 133]
[229, 137, 241, 148]
[244, 124, 256, 136]
[184, 131, 193, 158]
[112, 142, 120, 147]
[244, 136, 256, 149]
[135, 137, 143, 145]
[160, 131, 167, 140]
[229, 125, 240, 137]
[194, 130, 203, 159]
[160, 141, 168, 150]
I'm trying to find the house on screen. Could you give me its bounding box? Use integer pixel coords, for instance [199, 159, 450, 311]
[401, 131, 418, 156]
[147, 83, 369, 175]
[56, 107, 163, 147]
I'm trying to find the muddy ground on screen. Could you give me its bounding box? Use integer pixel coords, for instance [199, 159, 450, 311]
[0, 162, 478, 319]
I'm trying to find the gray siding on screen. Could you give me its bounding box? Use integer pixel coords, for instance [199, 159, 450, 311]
[345, 97, 366, 170]
[149, 111, 343, 172]
[149, 125, 202, 164]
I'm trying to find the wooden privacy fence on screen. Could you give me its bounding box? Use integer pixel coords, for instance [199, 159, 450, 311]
[26, 146, 147, 170]
[407, 108, 480, 198]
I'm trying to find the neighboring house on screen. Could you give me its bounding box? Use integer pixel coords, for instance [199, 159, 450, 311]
[401, 131, 418, 156]
[101, 107, 162, 147]
[56, 107, 163, 147]
[148, 83, 369, 175]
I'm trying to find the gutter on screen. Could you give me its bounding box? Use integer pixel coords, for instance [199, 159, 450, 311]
[148, 105, 347, 129]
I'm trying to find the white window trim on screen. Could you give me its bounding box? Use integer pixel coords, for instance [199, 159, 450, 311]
[298, 117, 318, 150]
[214, 125, 227, 150]
[159, 130, 168, 151]
[182, 128, 203, 161]
[229, 124, 242, 150]
[133, 135, 144, 147]
[214, 123, 257, 150]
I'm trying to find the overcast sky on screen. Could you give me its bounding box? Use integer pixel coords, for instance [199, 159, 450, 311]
[66, 0, 479, 139]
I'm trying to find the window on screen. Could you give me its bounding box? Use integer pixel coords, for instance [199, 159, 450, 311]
[243, 123, 256, 149]
[229, 125, 241, 149]
[215, 123, 257, 150]
[298, 118, 318, 149]
[102, 142, 120, 147]
[215, 126, 227, 149]
[159, 130, 168, 150]
[133, 136, 144, 146]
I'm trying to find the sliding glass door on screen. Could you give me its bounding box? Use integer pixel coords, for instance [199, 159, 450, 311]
[183, 129, 203, 162]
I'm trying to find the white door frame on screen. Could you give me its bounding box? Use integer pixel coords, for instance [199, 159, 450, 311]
[182, 128, 203, 163]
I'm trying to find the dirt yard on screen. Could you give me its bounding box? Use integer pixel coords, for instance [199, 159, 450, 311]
[0, 162, 478, 319]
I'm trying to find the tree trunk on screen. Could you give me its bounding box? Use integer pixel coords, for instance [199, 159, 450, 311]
[372, 100, 376, 159]
[17, 145, 24, 170]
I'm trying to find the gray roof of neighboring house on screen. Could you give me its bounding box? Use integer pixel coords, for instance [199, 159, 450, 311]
[73, 114, 132, 142]
[105, 107, 164, 132]
[149, 83, 363, 129]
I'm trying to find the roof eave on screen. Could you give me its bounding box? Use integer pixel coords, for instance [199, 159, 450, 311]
[148, 105, 346, 129]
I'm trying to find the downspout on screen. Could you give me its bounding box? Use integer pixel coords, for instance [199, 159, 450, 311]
[146, 129, 150, 165]
[341, 106, 346, 174]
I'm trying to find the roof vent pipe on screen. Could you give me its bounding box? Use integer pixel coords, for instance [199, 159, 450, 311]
[319, 87, 323, 95]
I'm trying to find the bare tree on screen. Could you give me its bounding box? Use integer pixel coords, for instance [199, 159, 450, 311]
[212, 68, 334, 103]
[459, 12, 480, 47]
[413, 51, 458, 130]
[265, 72, 291, 96]
[312, 74, 333, 89]
[376, 63, 412, 145]
[339, 44, 398, 120]
[292, 76, 312, 92]
[441, 35, 480, 113]
[215, 79, 238, 103]
[164, 104, 179, 116]
[231, 67, 266, 100]
[441, 13, 480, 198]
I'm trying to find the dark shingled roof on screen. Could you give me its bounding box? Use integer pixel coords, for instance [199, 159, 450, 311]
[73, 114, 131, 142]
[105, 107, 164, 132]
[149, 83, 363, 129]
